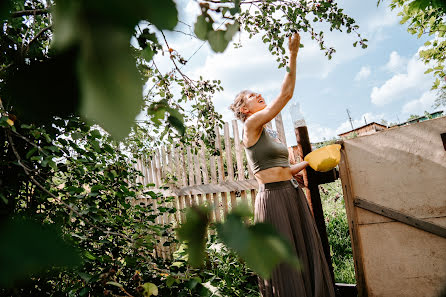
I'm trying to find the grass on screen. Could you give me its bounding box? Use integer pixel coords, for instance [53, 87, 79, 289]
[320, 180, 356, 284]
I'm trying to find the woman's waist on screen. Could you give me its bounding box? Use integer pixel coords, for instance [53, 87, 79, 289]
[254, 166, 293, 184]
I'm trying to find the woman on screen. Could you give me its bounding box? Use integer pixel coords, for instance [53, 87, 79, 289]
[229, 33, 335, 297]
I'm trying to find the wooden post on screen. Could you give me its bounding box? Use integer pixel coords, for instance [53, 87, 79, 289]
[274, 112, 287, 147]
[215, 126, 229, 215]
[294, 125, 335, 285]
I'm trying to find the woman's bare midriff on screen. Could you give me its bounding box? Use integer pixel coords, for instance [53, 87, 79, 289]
[254, 166, 293, 184]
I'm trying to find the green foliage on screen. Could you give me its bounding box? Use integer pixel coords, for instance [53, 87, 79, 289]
[0, 115, 177, 295]
[386, 0, 446, 93]
[177, 205, 300, 280]
[0, 218, 81, 287]
[0, 0, 368, 294]
[1, 0, 367, 143]
[320, 181, 356, 284]
[156, 235, 260, 297]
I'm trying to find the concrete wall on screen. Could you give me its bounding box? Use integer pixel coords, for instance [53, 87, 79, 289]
[339, 117, 446, 297]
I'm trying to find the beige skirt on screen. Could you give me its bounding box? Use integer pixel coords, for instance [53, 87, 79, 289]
[255, 180, 335, 297]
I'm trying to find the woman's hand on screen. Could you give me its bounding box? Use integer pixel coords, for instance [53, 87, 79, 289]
[288, 32, 301, 54]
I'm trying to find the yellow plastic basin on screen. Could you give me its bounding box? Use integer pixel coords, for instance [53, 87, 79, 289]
[304, 144, 341, 172]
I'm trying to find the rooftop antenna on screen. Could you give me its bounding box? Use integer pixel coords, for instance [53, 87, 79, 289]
[346, 109, 354, 130]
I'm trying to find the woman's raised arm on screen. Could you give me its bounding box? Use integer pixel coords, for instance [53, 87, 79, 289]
[245, 33, 300, 131]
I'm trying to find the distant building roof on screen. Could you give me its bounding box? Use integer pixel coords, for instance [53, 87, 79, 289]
[338, 122, 388, 137]
[397, 110, 444, 126]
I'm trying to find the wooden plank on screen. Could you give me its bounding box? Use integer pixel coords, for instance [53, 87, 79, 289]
[174, 179, 258, 196]
[224, 122, 234, 181]
[199, 141, 209, 184]
[354, 197, 446, 239]
[240, 190, 248, 205]
[213, 193, 221, 222]
[147, 157, 154, 185]
[274, 112, 287, 147]
[152, 157, 159, 188]
[215, 126, 225, 182]
[294, 125, 334, 285]
[193, 145, 202, 185]
[179, 146, 187, 187]
[250, 189, 256, 213]
[210, 155, 217, 184]
[230, 191, 237, 210]
[161, 146, 167, 180]
[232, 120, 244, 180]
[186, 146, 195, 186]
[155, 149, 162, 187]
[338, 148, 367, 296]
[221, 192, 229, 215]
[206, 194, 213, 221]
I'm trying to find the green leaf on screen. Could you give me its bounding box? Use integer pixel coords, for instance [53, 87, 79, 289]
[79, 27, 143, 140]
[84, 251, 96, 260]
[194, 14, 212, 40]
[142, 46, 155, 62]
[176, 206, 210, 266]
[207, 30, 230, 53]
[0, 218, 81, 287]
[106, 281, 123, 288]
[166, 276, 175, 287]
[144, 0, 178, 31]
[26, 147, 38, 159]
[51, 0, 81, 49]
[224, 22, 239, 41]
[216, 212, 300, 279]
[141, 282, 158, 296]
[90, 129, 101, 139]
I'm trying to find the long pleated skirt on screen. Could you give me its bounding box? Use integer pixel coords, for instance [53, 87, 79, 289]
[255, 180, 335, 297]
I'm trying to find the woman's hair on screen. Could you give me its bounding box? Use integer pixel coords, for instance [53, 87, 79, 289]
[229, 90, 252, 122]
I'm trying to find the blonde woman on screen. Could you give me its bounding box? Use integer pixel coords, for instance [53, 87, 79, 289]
[229, 33, 335, 297]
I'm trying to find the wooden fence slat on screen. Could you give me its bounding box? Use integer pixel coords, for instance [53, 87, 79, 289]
[230, 191, 237, 209]
[210, 155, 217, 184]
[187, 146, 195, 186]
[199, 141, 209, 184]
[161, 146, 167, 180]
[275, 112, 287, 147]
[215, 126, 225, 182]
[250, 189, 256, 212]
[232, 120, 244, 180]
[147, 157, 153, 185]
[193, 144, 202, 185]
[224, 122, 234, 181]
[156, 149, 163, 187]
[178, 146, 187, 187]
[212, 193, 221, 221]
[152, 157, 159, 188]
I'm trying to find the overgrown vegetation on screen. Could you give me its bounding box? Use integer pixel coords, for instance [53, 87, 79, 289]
[320, 180, 356, 284]
[1, 0, 369, 294]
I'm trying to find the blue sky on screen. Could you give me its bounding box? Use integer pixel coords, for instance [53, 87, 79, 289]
[147, 0, 439, 145]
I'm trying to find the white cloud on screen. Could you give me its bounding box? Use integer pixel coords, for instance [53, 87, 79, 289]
[402, 91, 437, 115]
[370, 50, 433, 106]
[365, 6, 399, 34]
[355, 66, 371, 81]
[384, 51, 406, 73]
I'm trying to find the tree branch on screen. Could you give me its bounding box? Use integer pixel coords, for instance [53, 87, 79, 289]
[12, 9, 50, 18]
[6, 130, 133, 242]
[27, 25, 53, 49]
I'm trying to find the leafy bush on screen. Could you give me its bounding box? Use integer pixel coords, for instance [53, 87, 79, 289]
[320, 180, 356, 284]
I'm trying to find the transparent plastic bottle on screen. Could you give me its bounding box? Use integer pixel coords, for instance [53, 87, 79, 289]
[289, 101, 306, 128]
